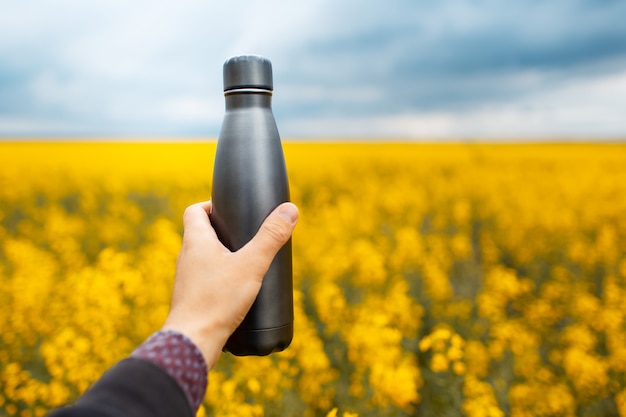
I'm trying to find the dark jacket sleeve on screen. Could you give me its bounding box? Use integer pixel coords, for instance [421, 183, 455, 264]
[48, 358, 193, 417]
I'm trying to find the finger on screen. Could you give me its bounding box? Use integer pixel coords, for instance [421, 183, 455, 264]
[238, 202, 298, 272]
[200, 200, 212, 214]
[182, 201, 223, 247]
[183, 201, 212, 231]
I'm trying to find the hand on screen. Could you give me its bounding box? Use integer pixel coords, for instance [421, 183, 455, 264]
[161, 200, 299, 368]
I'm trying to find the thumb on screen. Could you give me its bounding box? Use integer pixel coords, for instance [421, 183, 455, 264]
[237, 202, 298, 273]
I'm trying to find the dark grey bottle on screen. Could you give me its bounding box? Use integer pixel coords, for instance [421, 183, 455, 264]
[211, 55, 293, 356]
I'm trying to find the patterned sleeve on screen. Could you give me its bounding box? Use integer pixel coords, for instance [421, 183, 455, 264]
[131, 330, 209, 412]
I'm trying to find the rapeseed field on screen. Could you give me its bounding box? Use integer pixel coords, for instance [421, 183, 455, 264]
[1, 141, 625, 417]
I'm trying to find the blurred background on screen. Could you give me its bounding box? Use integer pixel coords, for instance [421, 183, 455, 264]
[1, 0, 625, 140]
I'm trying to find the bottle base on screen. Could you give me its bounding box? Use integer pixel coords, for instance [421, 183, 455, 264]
[223, 322, 293, 356]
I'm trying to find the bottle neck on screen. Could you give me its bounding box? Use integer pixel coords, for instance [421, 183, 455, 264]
[224, 91, 272, 110]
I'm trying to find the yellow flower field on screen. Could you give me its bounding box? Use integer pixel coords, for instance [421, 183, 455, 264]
[1, 141, 626, 417]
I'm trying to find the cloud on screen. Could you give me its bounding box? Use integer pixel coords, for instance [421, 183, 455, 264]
[280, 69, 626, 139]
[1, 0, 625, 138]
[276, 1, 626, 113]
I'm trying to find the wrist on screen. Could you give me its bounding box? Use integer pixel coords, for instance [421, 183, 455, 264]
[161, 318, 229, 370]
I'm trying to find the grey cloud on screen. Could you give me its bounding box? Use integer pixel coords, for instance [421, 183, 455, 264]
[270, 0, 626, 132]
[1, 0, 625, 137]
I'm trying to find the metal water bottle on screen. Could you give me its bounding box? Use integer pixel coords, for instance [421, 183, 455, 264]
[211, 55, 293, 356]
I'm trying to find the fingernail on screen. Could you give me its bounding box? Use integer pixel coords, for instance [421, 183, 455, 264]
[277, 203, 298, 224]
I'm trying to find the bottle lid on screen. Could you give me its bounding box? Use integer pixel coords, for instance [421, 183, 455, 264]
[223, 55, 273, 92]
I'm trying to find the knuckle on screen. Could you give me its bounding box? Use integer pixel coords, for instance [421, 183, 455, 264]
[183, 204, 196, 221]
[261, 219, 291, 244]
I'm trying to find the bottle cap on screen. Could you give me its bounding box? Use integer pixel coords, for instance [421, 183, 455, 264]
[223, 55, 273, 92]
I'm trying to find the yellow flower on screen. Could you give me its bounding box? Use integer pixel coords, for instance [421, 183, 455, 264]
[453, 361, 467, 376]
[431, 353, 449, 372]
[326, 408, 338, 417]
[2, 142, 626, 416]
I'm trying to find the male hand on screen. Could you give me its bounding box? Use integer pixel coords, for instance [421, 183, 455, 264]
[162, 200, 298, 368]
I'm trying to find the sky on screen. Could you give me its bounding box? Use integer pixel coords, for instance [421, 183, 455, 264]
[1, 0, 626, 140]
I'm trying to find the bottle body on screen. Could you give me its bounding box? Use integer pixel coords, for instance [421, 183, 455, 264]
[211, 90, 293, 356]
